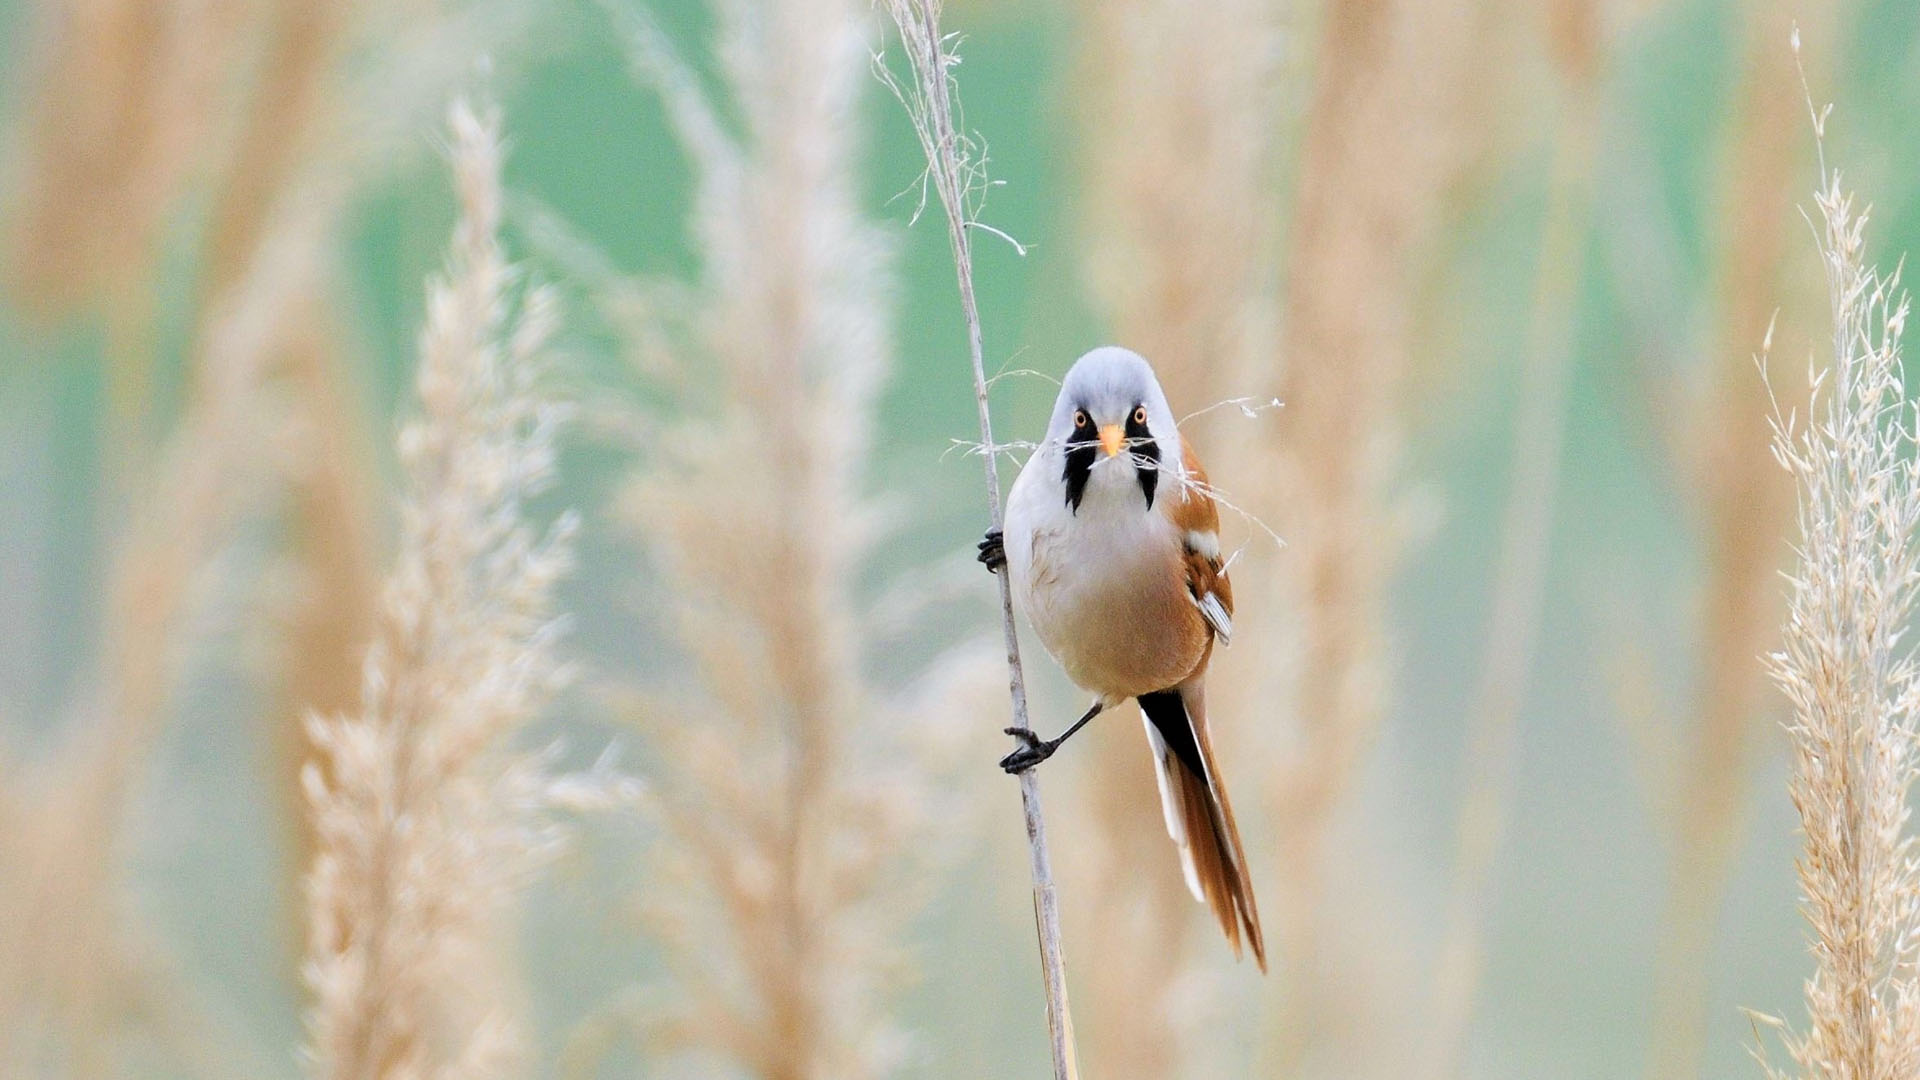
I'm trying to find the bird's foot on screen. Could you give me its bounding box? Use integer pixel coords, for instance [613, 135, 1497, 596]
[999, 726, 1058, 774]
[978, 527, 1006, 573]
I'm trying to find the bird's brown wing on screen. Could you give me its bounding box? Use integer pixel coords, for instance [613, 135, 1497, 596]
[1141, 438, 1262, 967]
[1168, 441, 1232, 643]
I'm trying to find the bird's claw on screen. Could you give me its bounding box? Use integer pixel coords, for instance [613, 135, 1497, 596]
[978, 527, 1006, 573]
[999, 726, 1055, 774]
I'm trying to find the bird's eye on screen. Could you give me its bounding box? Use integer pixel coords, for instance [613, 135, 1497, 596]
[1073, 410, 1089, 429]
[1133, 405, 1148, 426]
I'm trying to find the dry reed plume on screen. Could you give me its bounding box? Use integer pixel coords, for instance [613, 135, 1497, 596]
[606, 2, 991, 1075]
[188, 0, 542, 980]
[1756, 65, 1920, 1078]
[301, 100, 589, 1080]
[1066, 0, 1283, 1074]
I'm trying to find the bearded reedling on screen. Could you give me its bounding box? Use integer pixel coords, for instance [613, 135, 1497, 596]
[979, 346, 1265, 968]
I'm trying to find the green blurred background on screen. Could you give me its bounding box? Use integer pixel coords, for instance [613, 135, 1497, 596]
[4, 0, 1920, 1076]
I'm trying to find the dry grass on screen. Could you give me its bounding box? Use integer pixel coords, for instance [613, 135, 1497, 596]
[0, 4, 421, 1066]
[605, 2, 992, 1075]
[0, 758, 257, 1078]
[1071, 0, 1282, 415]
[198, 0, 384, 976]
[7, 3, 1915, 1078]
[1756, 68, 1920, 1078]
[0, 2, 592, 1067]
[0, 169, 302, 1080]
[3, 0, 255, 494]
[272, 291, 384, 971]
[301, 100, 593, 1080]
[196, 0, 349, 303]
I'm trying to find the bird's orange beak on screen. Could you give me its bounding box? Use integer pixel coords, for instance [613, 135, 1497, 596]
[1098, 423, 1125, 457]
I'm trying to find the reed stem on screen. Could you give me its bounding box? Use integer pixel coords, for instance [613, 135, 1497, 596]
[877, 3, 1079, 1076]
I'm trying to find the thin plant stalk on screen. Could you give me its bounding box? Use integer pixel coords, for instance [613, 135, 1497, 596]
[877, 3, 1078, 1076]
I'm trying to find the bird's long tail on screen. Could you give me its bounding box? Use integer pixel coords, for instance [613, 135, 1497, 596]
[1140, 682, 1266, 971]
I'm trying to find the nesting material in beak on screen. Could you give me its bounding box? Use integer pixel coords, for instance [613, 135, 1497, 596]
[1099, 423, 1125, 457]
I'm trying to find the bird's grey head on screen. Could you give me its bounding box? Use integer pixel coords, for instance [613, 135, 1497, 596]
[1045, 346, 1181, 514]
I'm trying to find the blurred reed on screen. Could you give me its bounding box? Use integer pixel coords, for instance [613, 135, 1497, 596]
[301, 100, 595, 1080]
[3, 0, 243, 324]
[604, 2, 990, 1075]
[1642, 9, 1827, 1079]
[1073, 0, 1494, 1069]
[1423, 2, 1606, 1071]
[196, 0, 384, 977]
[1066, 0, 1284, 1074]
[3, 0, 526, 986]
[3, 0, 255, 501]
[0, 0, 507, 1066]
[0, 257, 282, 1072]
[0, 3, 338, 1055]
[1254, 0, 1486, 1070]
[201, 0, 549, 985]
[1755, 66, 1920, 1077]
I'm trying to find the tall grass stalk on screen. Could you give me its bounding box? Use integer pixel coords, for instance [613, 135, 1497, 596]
[301, 100, 581, 1080]
[5, 0, 253, 503]
[877, 2, 1078, 1076]
[1757, 56, 1920, 1077]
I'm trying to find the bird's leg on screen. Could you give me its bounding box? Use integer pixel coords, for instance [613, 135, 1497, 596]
[977, 527, 1006, 573]
[1001, 701, 1104, 774]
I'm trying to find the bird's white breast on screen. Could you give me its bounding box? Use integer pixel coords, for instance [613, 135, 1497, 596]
[1005, 449, 1206, 702]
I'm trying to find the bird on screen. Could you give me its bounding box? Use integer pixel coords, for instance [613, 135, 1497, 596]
[977, 345, 1265, 970]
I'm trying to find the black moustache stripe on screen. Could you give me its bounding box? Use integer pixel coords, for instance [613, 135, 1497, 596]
[1063, 429, 1095, 513]
[1061, 406, 1160, 513]
[1128, 408, 1160, 509]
